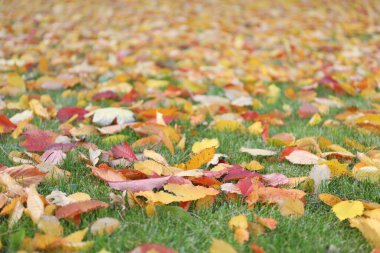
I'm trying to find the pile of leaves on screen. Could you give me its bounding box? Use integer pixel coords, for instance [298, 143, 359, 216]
[1, 0, 380, 252]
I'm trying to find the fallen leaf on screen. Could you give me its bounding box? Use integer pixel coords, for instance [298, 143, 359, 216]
[56, 200, 109, 220]
[37, 215, 64, 236]
[240, 147, 277, 157]
[332, 200, 364, 221]
[350, 217, 380, 248]
[192, 138, 219, 154]
[279, 198, 305, 217]
[319, 193, 342, 207]
[21, 129, 57, 152]
[129, 243, 177, 253]
[111, 142, 138, 161]
[92, 107, 134, 126]
[285, 150, 320, 165]
[90, 217, 120, 235]
[108, 176, 171, 192]
[26, 185, 44, 223]
[209, 239, 237, 253]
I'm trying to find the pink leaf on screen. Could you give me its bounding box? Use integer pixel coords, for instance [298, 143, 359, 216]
[262, 173, 289, 186]
[108, 176, 171, 192]
[41, 150, 66, 165]
[111, 142, 137, 161]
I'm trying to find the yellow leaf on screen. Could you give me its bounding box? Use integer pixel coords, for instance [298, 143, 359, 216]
[62, 241, 94, 252]
[38, 57, 49, 72]
[321, 159, 350, 177]
[146, 79, 169, 88]
[185, 147, 215, 170]
[11, 122, 26, 140]
[319, 193, 342, 207]
[350, 217, 380, 248]
[354, 114, 380, 127]
[29, 99, 50, 120]
[37, 215, 64, 236]
[64, 228, 88, 243]
[32, 233, 61, 250]
[248, 122, 263, 135]
[229, 214, 248, 230]
[209, 239, 237, 253]
[101, 135, 129, 146]
[212, 120, 245, 132]
[26, 185, 44, 223]
[8, 74, 25, 89]
[364, 209, 380, 222]
[245, 160, 264, 171]
[308, 113, 321, 126]
[332, 200, 364, 221]
[192, 138, 219, 154]
[136, 183, 219, 204]
[134, 160, 165, 176]
[177, 134, 186, 151]
[143, 149, 168, 166]
[68, 192, 92, 202]
[279, 198, 305, 217]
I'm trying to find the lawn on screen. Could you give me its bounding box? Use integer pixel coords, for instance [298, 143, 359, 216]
[1, 0, 380, 252]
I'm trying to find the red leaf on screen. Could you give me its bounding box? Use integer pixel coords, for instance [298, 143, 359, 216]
[241, 111, 259, 122]
[121, 89, 139, 104]
[21, 129, 57, 152]
[57, 107, 88, 122]
[56, 200, 109, 219]
[129, 244, 177, 253]
[0, 164, 46, 186]
[111, 142, 137, 161]
[108, 176, 170, 192]
[0, 114, 16, 134]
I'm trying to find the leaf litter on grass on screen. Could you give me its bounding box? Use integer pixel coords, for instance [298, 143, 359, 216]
[1, 0, 380, 252]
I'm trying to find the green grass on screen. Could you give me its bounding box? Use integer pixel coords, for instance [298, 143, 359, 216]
[1, 88, 379, 252]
